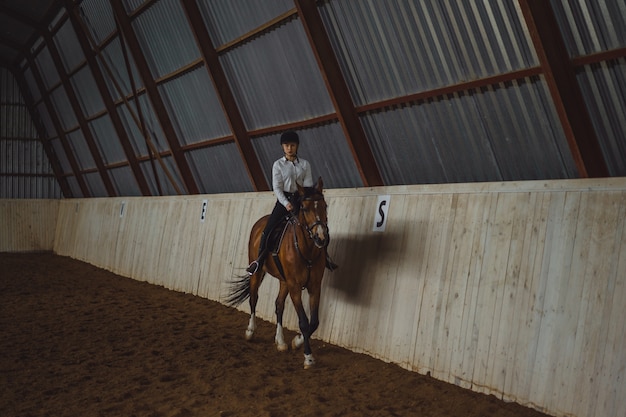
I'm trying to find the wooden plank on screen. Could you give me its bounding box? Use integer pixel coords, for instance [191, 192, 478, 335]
[386, 195, 430, 368]
[528, 191, 580, 408]
[436, 193, 474, 384]
[596, 192, 626, 417]
[0, 200, 58, 252]
[411, 194, 455, 376]
[487, 192, 533, 397]
[450, 192, 492, 389]
[502, 191, 550, 403]
[471, 190, 506, 392]
[568, 192, 625, 417]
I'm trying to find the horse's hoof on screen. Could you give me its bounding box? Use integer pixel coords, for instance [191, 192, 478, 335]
[292, 334, 304, 350]
[245, 329, 254, 341]
[303, 354, 315, 369]
[276, 342, 288, 352]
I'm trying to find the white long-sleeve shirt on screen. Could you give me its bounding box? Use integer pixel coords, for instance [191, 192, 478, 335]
[272, 156, 313, 207]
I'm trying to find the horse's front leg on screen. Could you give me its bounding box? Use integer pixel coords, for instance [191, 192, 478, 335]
[288, 285, 315, 369]
[274, 281, 289, 351]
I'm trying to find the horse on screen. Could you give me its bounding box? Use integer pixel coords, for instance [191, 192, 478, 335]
[226, 177, 330, 369]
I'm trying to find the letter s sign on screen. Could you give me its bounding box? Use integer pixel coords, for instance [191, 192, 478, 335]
[373, 195, 391, 232]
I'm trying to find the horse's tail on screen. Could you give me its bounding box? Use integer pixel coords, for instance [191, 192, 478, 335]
[225, 274, 251, 307]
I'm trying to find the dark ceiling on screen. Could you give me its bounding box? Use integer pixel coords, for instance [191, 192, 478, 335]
[0, 0, 64, 69]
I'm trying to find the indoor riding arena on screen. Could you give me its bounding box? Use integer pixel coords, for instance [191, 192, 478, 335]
[2, 1, 625, 417]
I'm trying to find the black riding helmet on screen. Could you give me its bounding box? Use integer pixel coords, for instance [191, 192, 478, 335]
[280, 130, 299, 145]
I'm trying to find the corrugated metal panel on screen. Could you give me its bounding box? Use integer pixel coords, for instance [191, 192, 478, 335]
[0, 139, 49, 174]
[319, 0, 538, 106]
[158, 66, 231, 145]
[36, 102, 57, 137]
[131, 0, 201, 79]
[99, 37, 143, 100]
[53, 18, 85, 73]
[197, 0, 294, 47]
[49, 85, 78, 130]
[66, 175, 82, 197]
[78, 0, 117, 43]
[187, 142, 254, 194]
[66, 129, 95, 170]
[122, 0, 145, 14]
[50, 137, 72, 174]
[23, 66, 41, 102]
[551, 0, 626, 57]
[33, 46, 61, 90]
[1, 103, 36, 138]
[140, 157, 184, 196]
[84, 170, 108, 197]
[577, 58, 626, 176]
[89, 114, 127, 164]
[117, 101, 148, 156]
[70, 65, 106, 117]
[1, 67, 61, 199]
[220, 18, 334, 130]
[252, 123, 363, 189]
[0, 176, 61, 198]
[109, 165, 142, 196]
[116, 94, 170, 156]
[361, 76, 577, 185]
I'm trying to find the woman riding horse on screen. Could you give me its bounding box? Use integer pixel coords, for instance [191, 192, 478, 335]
[228, 131, 336, 368]
[246, 131, 337, 275]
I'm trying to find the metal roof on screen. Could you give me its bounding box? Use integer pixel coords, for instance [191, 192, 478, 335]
[1, 0, 625, 199]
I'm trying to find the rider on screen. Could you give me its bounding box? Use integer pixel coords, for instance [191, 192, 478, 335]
[246, 130, 338, 275]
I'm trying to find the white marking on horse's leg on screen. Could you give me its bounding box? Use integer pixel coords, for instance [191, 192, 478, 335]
[274, 323, 288, 352]
[303, 353, 315, 369]
[245, 313, 256, 340]
[291, 334, 304, 350]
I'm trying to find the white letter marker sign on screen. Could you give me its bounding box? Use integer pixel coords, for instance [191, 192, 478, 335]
[373, 195, 391, 232]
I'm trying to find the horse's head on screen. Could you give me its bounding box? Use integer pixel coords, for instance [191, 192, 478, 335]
[297, 177, 329, 249]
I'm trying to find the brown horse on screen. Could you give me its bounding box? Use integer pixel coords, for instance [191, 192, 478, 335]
[227, 177, 330, 369]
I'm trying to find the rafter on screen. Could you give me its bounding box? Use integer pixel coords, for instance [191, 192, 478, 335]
[294, 0, 383, 187]
[519, 0, 609, 178]
[66, 0, 152, 196]
[181, 0, 269, 192]
[111, 0, 199, 194]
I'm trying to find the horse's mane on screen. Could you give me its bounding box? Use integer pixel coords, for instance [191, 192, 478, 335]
[301, 187, 323, 200]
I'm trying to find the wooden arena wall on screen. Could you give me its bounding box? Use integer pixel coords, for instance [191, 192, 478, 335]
[0, 199, 59, 252]
[3, 178, 626, 417]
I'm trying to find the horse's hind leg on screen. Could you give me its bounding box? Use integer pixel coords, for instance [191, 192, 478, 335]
[245, 273, 263, 340]
[274, 281, 289, 351]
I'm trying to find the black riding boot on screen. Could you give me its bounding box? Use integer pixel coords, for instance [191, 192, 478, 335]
[325, 251, 339, 271]
[246, 232, 269, 275]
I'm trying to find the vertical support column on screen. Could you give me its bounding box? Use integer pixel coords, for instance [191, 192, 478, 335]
[295, 0, 383, 186]
[519, 0, 608, 178]
[181, 0, 269, 191]
[111, 0, 199, 194]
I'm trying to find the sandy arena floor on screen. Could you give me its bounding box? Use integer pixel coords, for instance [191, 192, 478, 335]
[0, 252, 549, 417]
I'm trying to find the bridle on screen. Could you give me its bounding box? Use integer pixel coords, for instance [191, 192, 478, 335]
[298, 194, 329, 249]
[289, 192, 329, 273]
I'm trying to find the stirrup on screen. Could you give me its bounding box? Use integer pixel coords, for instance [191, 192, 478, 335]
[246, 260, 260, 275]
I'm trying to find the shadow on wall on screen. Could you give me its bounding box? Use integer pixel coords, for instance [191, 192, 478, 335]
[326, 219, 428, 305]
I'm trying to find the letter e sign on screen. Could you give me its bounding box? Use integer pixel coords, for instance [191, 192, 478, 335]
[373, 195, 391, 232]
